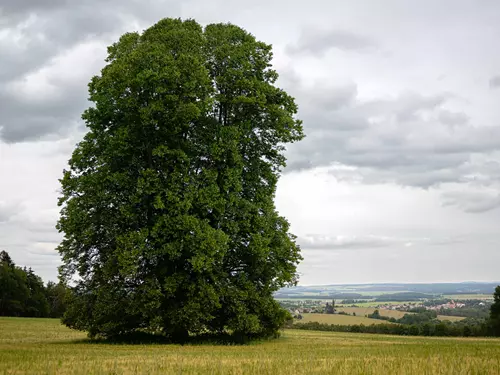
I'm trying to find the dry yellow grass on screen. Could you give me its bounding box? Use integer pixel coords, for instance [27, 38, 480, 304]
[1, 317, 500, 374]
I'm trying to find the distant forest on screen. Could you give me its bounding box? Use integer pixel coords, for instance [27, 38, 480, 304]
[0, 251, 66, 318]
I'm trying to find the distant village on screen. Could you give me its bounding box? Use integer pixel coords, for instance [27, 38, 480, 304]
[280, 298, 486, 316]
[379, 300, 467, 311]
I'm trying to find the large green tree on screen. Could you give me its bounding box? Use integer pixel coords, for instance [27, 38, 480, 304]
[57, 18, 304, 341]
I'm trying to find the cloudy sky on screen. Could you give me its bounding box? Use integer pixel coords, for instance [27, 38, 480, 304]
[1, 0, 500, 285]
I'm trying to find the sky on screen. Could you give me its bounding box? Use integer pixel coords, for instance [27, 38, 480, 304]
[1, 0, 500, 285]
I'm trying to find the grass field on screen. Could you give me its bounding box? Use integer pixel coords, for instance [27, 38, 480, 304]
[336, 307, 408, 319]
[298, 313, 394, 325]
[335, 307, 465, 322]
[2, 317, 500, 374]
[437, 315, 466, 322]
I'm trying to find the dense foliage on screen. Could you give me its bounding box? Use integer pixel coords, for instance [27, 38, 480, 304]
[57, 18, 303, 341]
[374, 292, 433, 302]
[436, 307, 490, 319]
[0, 251, 67, 318]
[490, 286, 500, 336]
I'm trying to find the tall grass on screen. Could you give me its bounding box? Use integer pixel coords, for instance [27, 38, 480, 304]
[1, 317, 500, 374]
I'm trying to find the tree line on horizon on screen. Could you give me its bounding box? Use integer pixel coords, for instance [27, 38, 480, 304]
[0, 251, 66, 318]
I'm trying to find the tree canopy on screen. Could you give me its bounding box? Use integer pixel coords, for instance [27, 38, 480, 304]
[57, 18, 304, 341]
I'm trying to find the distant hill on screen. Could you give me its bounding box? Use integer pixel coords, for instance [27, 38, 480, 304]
[274, 282, 499, 299]
[374, 292, 434, 301]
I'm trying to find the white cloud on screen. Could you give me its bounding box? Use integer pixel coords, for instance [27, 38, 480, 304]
[298, 234, 397, 250]
[441, 186, 500, 213]
[286, 29, 379, 56]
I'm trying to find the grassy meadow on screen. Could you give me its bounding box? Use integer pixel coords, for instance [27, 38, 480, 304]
[299, 313, 394, 325]
[336, 307, 407, 319]
[2, 318, 500, 374]
[437, 315, 466, 322]
[334, 307, 465, 322]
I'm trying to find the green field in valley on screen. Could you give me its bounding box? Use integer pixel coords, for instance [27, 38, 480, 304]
[335, 307, 465, 322]
[336, 307, 408, 319]
[2, 317, 500, 375]
[299, 313, 395, 325]
[437, 315, 466, 322]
